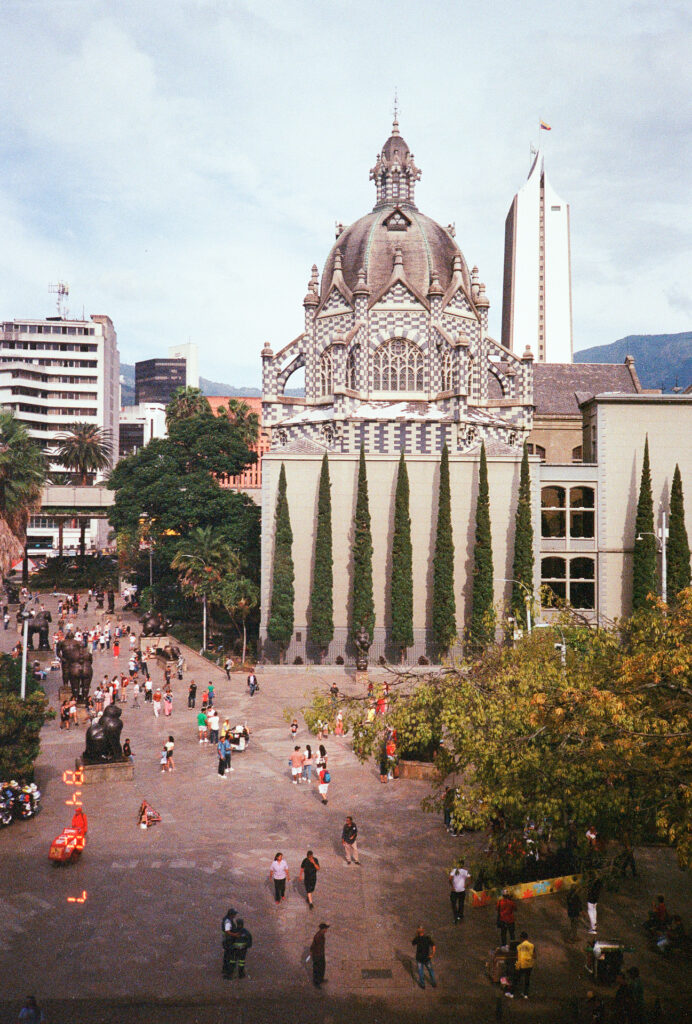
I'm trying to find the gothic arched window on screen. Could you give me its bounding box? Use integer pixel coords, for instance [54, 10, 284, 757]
[346, 345, 359, 390]
[319, 347, 333, 397]
[372, 339, 424, 392]
[442, 348, 455, 392]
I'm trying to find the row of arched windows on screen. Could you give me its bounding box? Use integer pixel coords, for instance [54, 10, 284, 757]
[318, 339, 472, 396]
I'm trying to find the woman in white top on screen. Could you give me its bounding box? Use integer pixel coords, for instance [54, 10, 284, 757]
[269, 852, 289, 904]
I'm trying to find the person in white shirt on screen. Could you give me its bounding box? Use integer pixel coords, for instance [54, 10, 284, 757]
[449, 859, 472, 923]
[269, 853, 289, 904]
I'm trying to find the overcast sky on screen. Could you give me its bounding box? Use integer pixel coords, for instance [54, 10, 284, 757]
[0, 0, 690, 386]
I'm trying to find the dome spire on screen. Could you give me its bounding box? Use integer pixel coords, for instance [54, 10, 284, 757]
[369, 110, 421, 210]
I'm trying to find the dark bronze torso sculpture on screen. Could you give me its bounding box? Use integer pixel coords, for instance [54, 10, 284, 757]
[83, 704, 124, 763]
[57, 631, 93, 704]
[141, 610, 171, 636]
[27, 608, 52, 651]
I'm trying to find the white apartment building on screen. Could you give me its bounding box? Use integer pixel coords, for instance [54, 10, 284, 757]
[0, 314, 120, 557]
[501, 151, 573, 363]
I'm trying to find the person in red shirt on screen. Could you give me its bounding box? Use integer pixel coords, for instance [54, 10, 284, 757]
[71, 806, 88, 835]
[497, 890, 516, 947]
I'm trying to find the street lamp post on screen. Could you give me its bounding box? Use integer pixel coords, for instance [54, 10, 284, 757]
[496, 577, 534, 633]
[636, 505, 668, 604]
[20, 610, 32, 700]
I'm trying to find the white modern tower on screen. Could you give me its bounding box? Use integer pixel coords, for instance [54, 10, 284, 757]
[501, 151, 573, 363]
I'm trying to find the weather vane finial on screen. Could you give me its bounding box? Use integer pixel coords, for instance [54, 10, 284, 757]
[392, 89, 400, 134]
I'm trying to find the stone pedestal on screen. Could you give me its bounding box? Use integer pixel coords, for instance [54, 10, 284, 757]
[74, 707, 90, 727]
[75, 757, 134, 784]
[355, 669, 369, 688]
[58, 686, 72, 702]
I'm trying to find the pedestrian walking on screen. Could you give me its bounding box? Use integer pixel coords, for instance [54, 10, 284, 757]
[412, 925, 437, 989]
[217, 737, 227, 778]
[290, 746, 304, 784]
[152, 689, 162, 717]
[113, 638, 119, 659]
[619, 833, 637, 879]
[505, 930, 536, 1000]
[270, 852, 289, 903]
[132, 680, 140, 708]
[290, 718, 299, 737]
[222, 917, 252, 979]
[208, 708, 219, 744]
[566, 886, 582, 942]
[164, 735, 175, 772]
[497, 890, 516, 947]
[17, 994, 45, 1023]
[163, 691, 173, 717]
[207, 682, 215, 705]
[198, 708, 208, 743]
[299, 850, 320, 909]
[317, 766, 330, 805]
[247, 669, 258, 695]
[144, 678, 153, 702]
[188, 681, 197, 708]
[224, 656, 233, 679]
[223, 733, 233, 773]
[341, 816, 360, 864]
[586, 876, 602, 934]
[315, 744, 327, 772]
[449, 859, 471, 923]
[176, 654, 184, 680]
[309, 922, 329, 988]
[302, 744, 314, 783]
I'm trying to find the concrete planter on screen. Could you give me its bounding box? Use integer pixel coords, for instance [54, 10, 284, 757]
[397, 759, 439, 781]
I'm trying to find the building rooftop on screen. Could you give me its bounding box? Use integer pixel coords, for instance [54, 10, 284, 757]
[533, 360, 641, 416]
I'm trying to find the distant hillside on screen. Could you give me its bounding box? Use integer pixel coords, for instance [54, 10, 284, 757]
[119, 364, 303, 405]
[575, 332, 692, 392]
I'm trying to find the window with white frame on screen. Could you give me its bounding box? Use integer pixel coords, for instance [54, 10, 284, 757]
[541, 555, 596, 609]
[372, 339, 424, 392]
[346, 345, 359, 390]
[319, 347, 333, 397]
[541, 485, 595, 539]
[442, 347, 455, 391]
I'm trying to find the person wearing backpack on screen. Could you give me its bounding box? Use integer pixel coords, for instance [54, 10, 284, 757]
[318, 767, 330, 805]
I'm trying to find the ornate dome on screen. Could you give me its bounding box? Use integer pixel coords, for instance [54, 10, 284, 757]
[320, 119, 472, 302]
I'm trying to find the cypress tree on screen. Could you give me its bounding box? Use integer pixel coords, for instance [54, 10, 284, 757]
[350, 445, 375, 640]
[267, 463, 294, 660]
[310, 454, 334, 657]
[470, 441, 495, 648]
[667, 463, 691, 602]
[632, 436, 657, 612]
[432, 443, 456, 653]
[390, 451, 414, 660]
[511, 442, 534, 628]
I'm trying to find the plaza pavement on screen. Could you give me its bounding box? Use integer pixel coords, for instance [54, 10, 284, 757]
[1, 593, 691, 1024]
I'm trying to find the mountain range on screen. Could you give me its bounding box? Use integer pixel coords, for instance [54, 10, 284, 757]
[574, 332, 692, 392]
[120, 331, 692, 405]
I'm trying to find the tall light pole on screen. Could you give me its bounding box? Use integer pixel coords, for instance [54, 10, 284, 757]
[636, 504, 668, 604]
[20, 610, 32, 700]
[496, 577, 534, 633]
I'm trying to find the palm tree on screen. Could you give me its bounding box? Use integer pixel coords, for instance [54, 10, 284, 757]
[221, 399, 259, 448]
[216, 574, 259, 665]
[54, 423, 113, 486]
[165, 386, 209, 426]
[0, 411, 45, 578]
[171, 526, 238, 650]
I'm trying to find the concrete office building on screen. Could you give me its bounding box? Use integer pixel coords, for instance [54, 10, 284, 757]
[134, 358, 187, 405]
[119, 402, 168, 457]
[502, 151, 573, 363]
[168, 342, 199, 389]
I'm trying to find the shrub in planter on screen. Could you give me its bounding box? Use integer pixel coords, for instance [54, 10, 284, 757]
[335, 655, 344, 665]
[293, 656, 303, 665]
[418, 655, 429, 666]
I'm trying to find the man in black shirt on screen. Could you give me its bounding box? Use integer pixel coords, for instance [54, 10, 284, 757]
[412, 925, 437, 989]
[299, 850, 320, 909]
[341, 816, 360, 864]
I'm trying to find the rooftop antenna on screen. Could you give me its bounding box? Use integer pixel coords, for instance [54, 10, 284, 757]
[48, 281, 70, 319]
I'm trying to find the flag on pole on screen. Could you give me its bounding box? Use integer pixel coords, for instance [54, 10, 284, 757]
[539, 120, 551, 131]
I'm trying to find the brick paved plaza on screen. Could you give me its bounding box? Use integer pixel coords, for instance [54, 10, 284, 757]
[1, 594, 690, 1024]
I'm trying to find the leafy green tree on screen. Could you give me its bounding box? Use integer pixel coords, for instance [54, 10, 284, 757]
[469, 441, 494, 648]
[54, 423, 113, 485]
[667, 464, 691, 602]
[165, 386, 209, 425]
[267, 464, 295, 661]
[390, 451, 413, 660]
[0, 411, 45, 577]
[432, 443, 456, 654]
[633, 436, 657, 611]
[309, 455, 334, 659]
[216, 573, 260, 665]
[511, 442, 534, 628]
[108, 407, 260, 598]
[350, 446, 375, 641]
[0, 654, 52, 781]
[171, 526, 239, 649]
